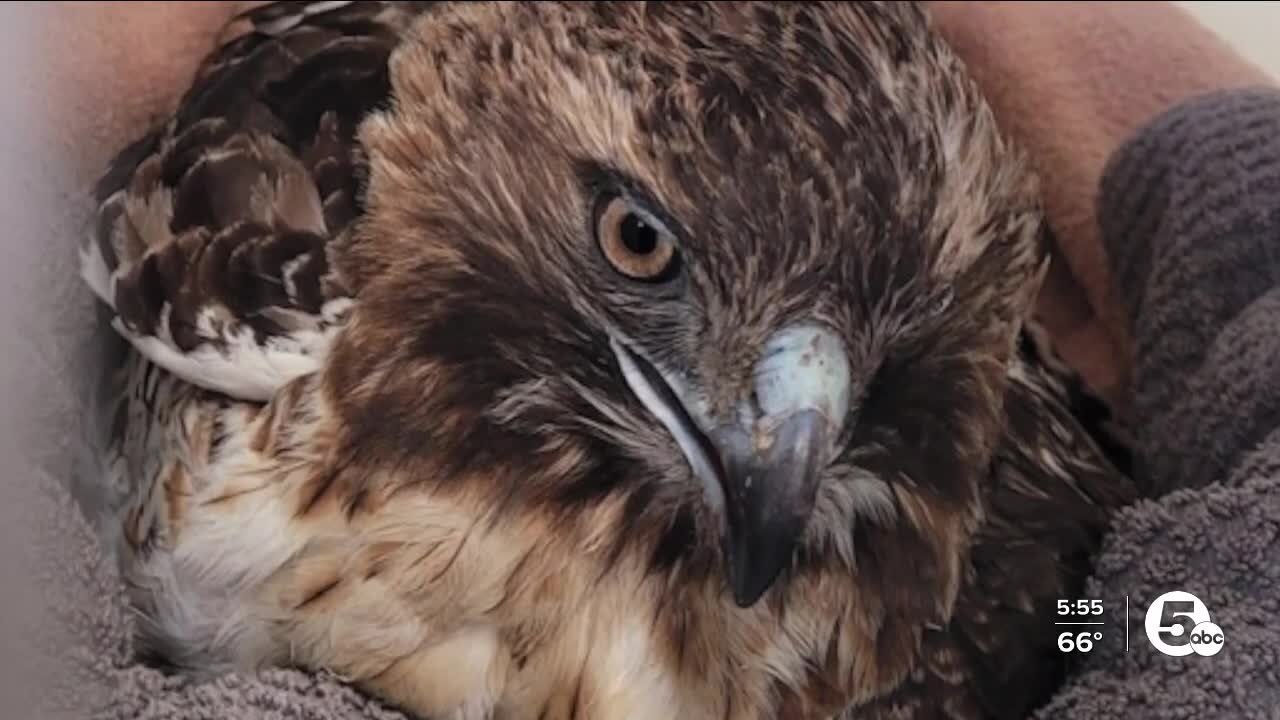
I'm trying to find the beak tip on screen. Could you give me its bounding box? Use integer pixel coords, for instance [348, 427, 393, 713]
[725, 547, 773, 608]
[722, 513, 804, 610]
[733, 587, 764, 609]
[729, 565, 778, 608]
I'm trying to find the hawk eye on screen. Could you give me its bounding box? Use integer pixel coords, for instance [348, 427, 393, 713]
[595, 196, 681, 283]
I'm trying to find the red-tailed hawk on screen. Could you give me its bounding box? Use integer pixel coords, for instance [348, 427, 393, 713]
[82, 2, 1136, 718]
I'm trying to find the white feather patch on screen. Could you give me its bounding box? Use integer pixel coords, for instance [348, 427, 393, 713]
[111, 298, 353, 403]
[256, 0, 356, 35]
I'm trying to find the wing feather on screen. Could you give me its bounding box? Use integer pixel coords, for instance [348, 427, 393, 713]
[80, 1, 433, 401]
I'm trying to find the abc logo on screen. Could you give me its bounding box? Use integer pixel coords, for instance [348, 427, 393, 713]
[1144, 590, 1225, 657]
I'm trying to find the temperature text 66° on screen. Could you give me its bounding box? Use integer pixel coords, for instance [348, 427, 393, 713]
[1058, 631, 1102, 652]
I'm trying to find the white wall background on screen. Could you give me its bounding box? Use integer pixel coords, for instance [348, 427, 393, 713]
[1176, 1, 1280, 78]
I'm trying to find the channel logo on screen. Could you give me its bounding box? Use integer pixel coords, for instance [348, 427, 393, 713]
[1143, 590, 1224, 657]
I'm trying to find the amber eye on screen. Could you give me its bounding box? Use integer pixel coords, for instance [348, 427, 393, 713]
[595, 197, 681, 283]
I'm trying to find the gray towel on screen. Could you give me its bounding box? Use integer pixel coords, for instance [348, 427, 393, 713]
[11, 69, 1280, 720]
[1031, 87, 1280, 719]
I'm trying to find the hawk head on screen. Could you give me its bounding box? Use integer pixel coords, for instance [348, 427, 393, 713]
[326, 1, 1045, 617]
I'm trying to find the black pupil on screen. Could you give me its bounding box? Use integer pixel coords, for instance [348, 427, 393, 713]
[620, 213, 659, 255]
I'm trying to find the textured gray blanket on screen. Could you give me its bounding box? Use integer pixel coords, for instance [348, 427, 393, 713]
[8, 26, 1280, 720]
[1031, 87, 1280, 719]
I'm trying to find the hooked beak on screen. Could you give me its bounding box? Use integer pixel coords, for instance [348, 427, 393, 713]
[611, 324, 851, 608]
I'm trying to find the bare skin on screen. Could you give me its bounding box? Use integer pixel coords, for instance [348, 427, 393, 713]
[41, 2, 262, 186]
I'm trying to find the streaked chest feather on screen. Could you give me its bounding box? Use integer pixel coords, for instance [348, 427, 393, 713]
[114, 357, 855, 720]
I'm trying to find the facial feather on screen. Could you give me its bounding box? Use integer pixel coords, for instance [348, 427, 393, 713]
[330, 0, 1034, 594]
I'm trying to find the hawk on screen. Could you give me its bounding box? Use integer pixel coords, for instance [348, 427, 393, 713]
[81, 2, 1137, 719]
